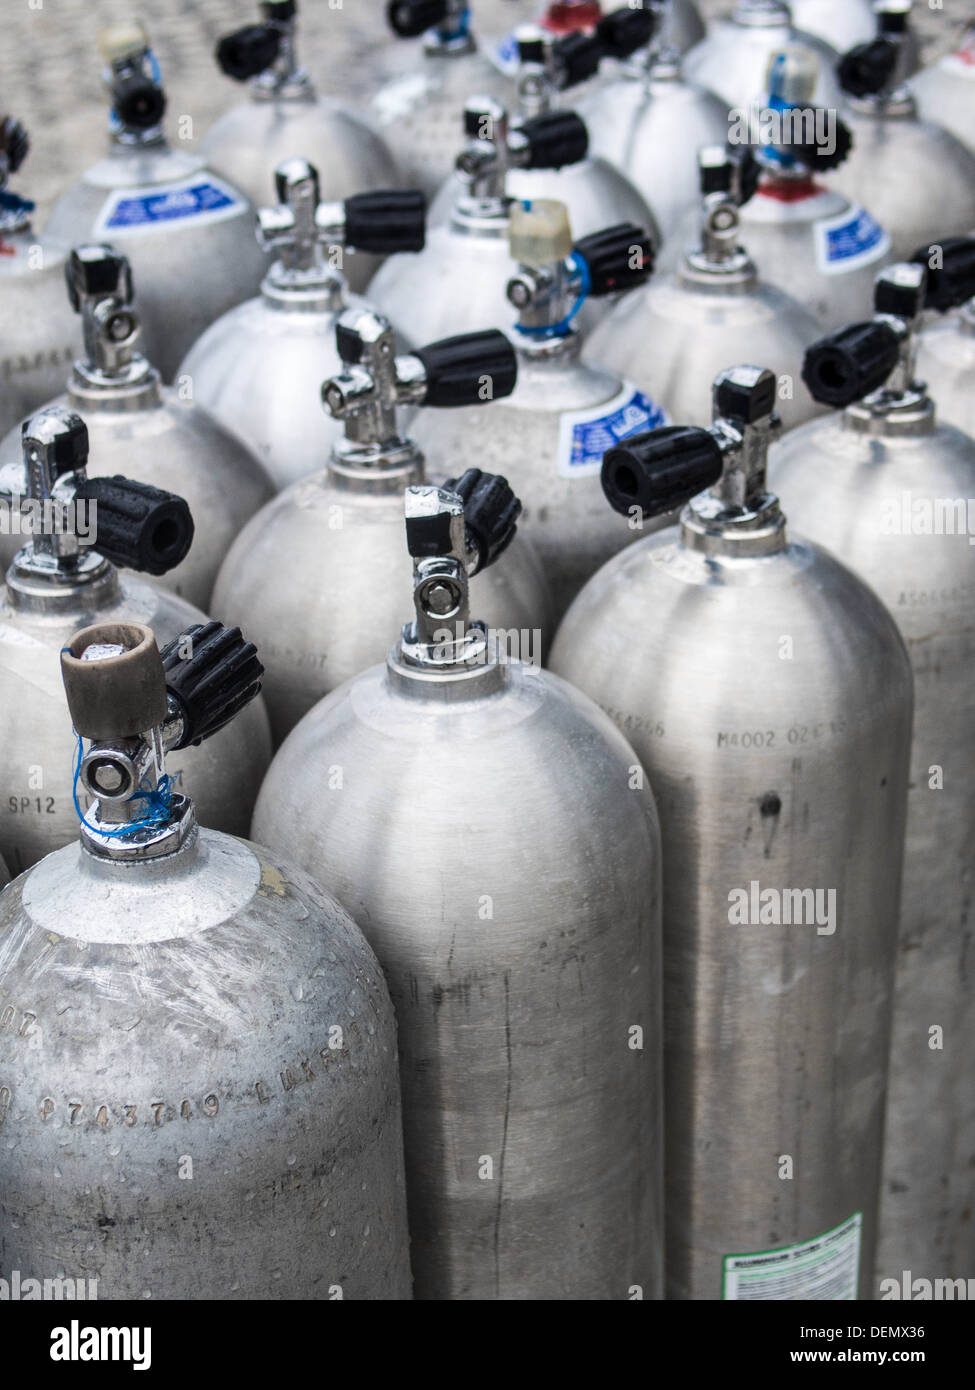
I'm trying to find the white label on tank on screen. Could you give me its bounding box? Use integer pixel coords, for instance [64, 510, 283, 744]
[815, 205, 891, 276]
[557, 383, 668, 478]
[942, 33, 975, 77]
[722, 1213, 862, 1301]
[93, 174, 245, 236]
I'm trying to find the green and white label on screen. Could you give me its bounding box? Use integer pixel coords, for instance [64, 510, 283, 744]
[722, 1213, 862, 1300]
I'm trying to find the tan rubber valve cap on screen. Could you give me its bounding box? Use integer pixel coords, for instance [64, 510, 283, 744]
[509, 199, 573, 267]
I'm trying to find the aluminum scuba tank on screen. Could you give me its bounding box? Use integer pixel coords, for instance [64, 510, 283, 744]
[412, 202, 666, 620]
[44, 22, 266, 383]
[0, 246, 273, 608]
[212, 312, 552, 745]
[0, 118, 83, 435]
[370, 0, 515, 197]
[914, 237, 975, 440]
[0, 409, 272, 873]
[551, 365, 914, 1300]
[585, 147, 824, 430]
[828, 3, 975, 261]
[732, 47, 892, 330]
[426, 24, 660, 246]
[683, 0, 844, 111]
[911, 18, 975, 157]
[369, 99, 603, 342]
[769, 261, 975, 1284]
[574, 29, 730, 243]
[179, 163, 427, 492]
[0, 618, 411, 1301]
[202, 0, 400, 295]
[252, 474, 664, 1301]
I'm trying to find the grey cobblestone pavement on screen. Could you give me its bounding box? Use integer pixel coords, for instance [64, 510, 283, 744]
[0, 0, 970, 217]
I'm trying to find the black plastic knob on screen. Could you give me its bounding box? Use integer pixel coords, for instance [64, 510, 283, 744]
[388, 0, 448, 37]
[161, 622, 264, 749]
[701, 148, 759, 207]
[0, 116, 29, 176]
[595, 5, 656, 59]
[912, 238, 975, 312]
[113, 75, 166, 130]
[65, 245, 132, 312]
[262, 0, 297, 18]
[344, 190, 426, 254]
[414, 330, 517, 408]
[520, 110, 589, 169]
[837, 38, 899, 98]
[74, 476, 194, 576]
[876, 2, 909, 36]
[575, 223, 654, 296]
[801, 322, 901, 407]
[715, 367, 778, 424]
[602, 427, 724, 519]
[216, 23, 282, 81]
[550, 32, 603, 87]
[784, 112, 853, 171]
[445, 468, 521, 572]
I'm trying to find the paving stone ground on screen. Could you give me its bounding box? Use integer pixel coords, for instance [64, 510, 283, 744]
[0, 0, 970, 218]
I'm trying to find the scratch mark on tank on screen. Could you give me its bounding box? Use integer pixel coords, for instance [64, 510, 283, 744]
[493, 971, 512, 1300]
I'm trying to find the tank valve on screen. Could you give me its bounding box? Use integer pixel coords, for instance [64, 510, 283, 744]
[837, 1, 912, 102]
[61, 619, 263, 858]
[322, 307, 517, 463]
[507, 199, 654, 339]
[216, 0, 308, 95]
[400, 469, 522, 666]
[258, 159, 426, 286]
[1, 407, 194, 580]
[801, 262, 930, 410]
[454, 98, 589, 202]
[63, 244, 152, 388]
[601, 364, 784, 541]
[689, 146, 760, 271]
[98, 22, 167, 138]
[756, 47, 853, 173]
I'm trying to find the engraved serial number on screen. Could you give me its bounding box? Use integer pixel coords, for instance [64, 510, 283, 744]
[717, 720, 848, 750]
[7, 796, 57, 816]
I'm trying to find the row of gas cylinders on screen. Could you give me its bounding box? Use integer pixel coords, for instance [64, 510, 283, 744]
[0, 0, 972, 1301]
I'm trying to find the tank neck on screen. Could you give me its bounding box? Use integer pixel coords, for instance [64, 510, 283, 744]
[386, 630, 509, 699]
[5, 550, 121, 613]
[449, 197, 510, 237]
[79, 813, 201, 868]
[68, 359, 161, 413]
[842, 389, 936, 438]
[261, 264, 347, 312]
[846, 88, 916, 120]
[732, 0, 791, 28]
[326, 438, 426, 493]
[678, 247, 758, 294]
[681, 491, 787, 557]
[515, 328, 582, 364]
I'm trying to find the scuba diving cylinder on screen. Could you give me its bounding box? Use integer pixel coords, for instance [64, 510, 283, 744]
[734, 46, 892, 330]
[574, 20, 731, 243]
[585, 147, 824, 429]
[370, 0, 516, 196]
[683, 0, 844, 111]
[178, 162, 427, 491]
[551, 365, 914, 1300]
[202, 0, 401, 293]
[0, 245, 273, 608]
[412, 202, 666, 620]
[829, 2, 975, 261]
[44, 22, 266, 382]
[0, 618, 411, 1300]
[769, 261, 975, 1284]
[252, 473, 664, 1301]
[914, 237, 975, 440]
[0, 408, 272, 873]
[212, 312, 552, 745]
[368, 99, 597, 342]
[0, 118, 83, 435]
[911, 17, 975, 157]
[426, 21, 659, 244]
